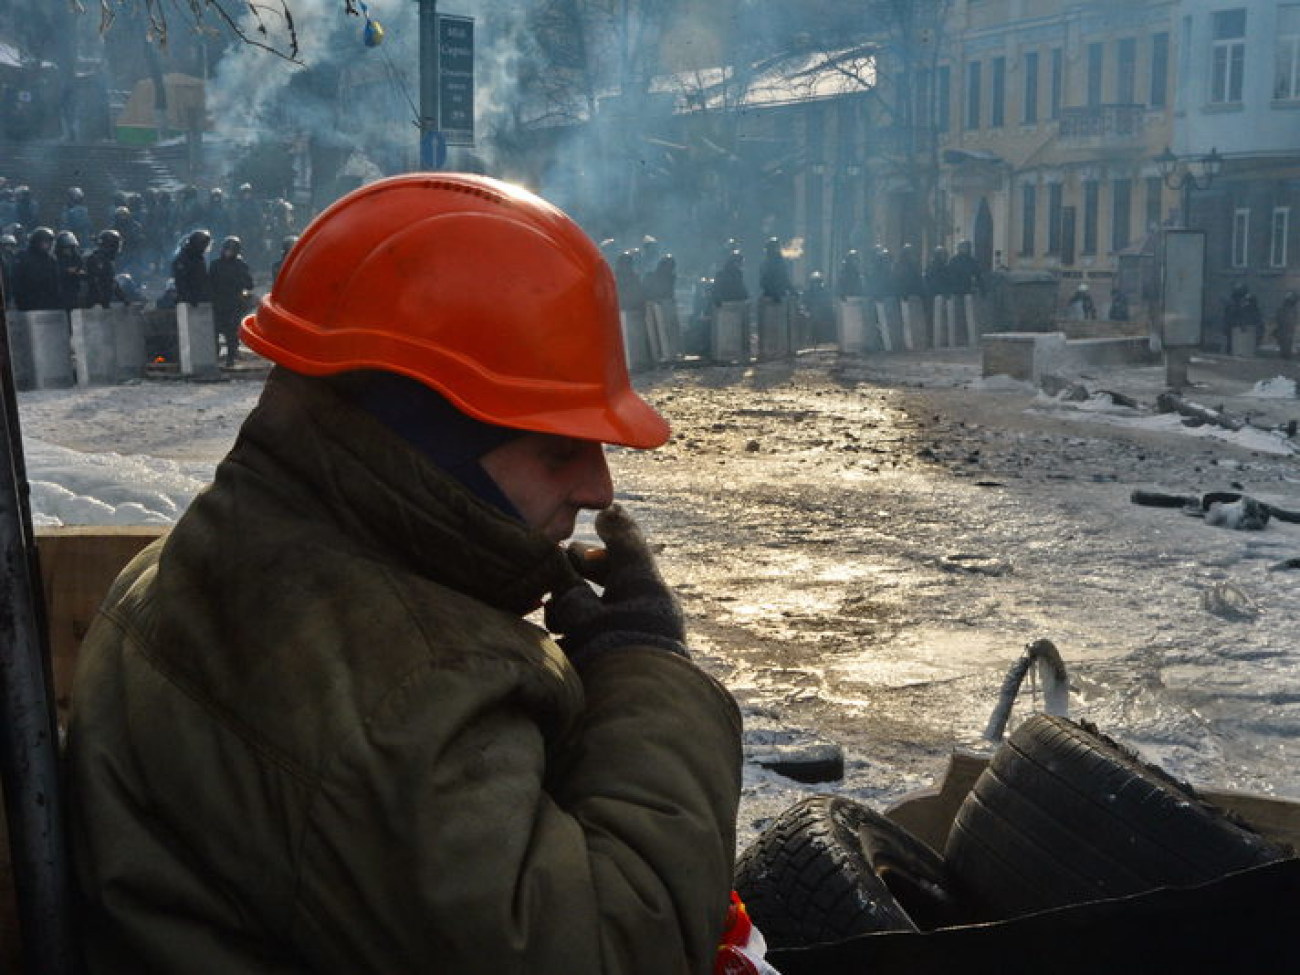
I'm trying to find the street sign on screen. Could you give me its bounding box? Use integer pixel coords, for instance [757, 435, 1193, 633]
[437, 14, 474, 147]
[420, 129, 448, 169]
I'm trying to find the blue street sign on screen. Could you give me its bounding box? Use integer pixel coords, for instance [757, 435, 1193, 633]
[420, 129, 448, 169]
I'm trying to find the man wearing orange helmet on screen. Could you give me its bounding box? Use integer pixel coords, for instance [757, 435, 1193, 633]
[67, 174, 743, 973]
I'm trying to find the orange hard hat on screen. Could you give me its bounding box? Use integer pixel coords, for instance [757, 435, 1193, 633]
[241, 173, 669, 448]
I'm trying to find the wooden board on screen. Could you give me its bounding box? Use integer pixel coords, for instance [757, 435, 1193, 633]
[36, 526, 166, 723]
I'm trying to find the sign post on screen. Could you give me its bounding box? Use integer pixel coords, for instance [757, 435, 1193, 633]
[1160, 229, 1206, 391]
[416, 0, 439, 167]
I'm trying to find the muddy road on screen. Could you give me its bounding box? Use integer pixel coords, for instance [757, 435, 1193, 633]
[607, 351, 1300, 840]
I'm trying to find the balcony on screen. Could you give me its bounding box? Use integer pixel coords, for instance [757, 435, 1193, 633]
[1058, 104, 1146, 144]
[868, 125, 939, 157]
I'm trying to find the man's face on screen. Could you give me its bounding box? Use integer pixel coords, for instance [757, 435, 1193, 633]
[480, 433, 614, 543]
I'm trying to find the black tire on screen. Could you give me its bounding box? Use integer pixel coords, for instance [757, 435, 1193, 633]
[734, 795, 967, 949]
[945, 714, 1292, 920]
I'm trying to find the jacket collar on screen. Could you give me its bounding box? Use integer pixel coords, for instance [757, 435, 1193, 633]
[230, 368, 578, 615]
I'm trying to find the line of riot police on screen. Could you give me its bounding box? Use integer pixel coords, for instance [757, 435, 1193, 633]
[1, 177, 297, 305]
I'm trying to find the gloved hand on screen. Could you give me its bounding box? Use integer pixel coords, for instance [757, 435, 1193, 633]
[544, 504, 688, 664]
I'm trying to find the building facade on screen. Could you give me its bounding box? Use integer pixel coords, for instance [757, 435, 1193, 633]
[904, 0, 1180, 313]
[894, 0, 1298, 325]
[1176, 0, 1299, 320]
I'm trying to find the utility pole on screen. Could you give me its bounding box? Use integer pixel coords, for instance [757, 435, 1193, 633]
[1154, 146, 1222, 388]
[417, 0, 442, 169]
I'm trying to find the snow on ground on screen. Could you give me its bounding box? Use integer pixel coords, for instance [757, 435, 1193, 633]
[26, 439, 211, 527]
[1028, 391, 1298, 456]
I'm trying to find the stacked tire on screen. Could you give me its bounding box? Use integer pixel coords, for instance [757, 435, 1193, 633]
[943, 714, 1290, 920]
[735, 714, 1292, 948]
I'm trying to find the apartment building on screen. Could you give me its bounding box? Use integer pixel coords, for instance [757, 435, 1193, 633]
[881, 0, 1298, 318]
[919, 0, 1179, 307]
[1176, 1, 1299, 313]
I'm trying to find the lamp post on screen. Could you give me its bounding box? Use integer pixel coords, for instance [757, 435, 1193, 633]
[1155, 145, 1223, 228]
[1153, 146, 1223, 389]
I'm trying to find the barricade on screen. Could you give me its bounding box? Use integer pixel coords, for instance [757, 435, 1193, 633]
[931, 295, 951, 348]
[175, 303, 220, 379]
[756, 298, 791, 360]
[620, 307, 652, 372]
[875, 298, 904, 352]
[646, 299, 681, 364]
[963, 293, 981, 348]
[901, 296, 927, 351]
[4, 311, 37, 390]
[873, 300, 892, 351]
[12, 310, 74, 389]
[70, 307, 145, 386]
[712, 300, 749, 363]
[836, 297, 867, 355]
[114, 306, 147, 382]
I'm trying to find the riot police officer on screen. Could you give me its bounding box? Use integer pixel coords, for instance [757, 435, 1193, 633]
[172, 229, 212, 306]
[85, 230, 124, 309]
[12, 226, 61, 311]
[53, 230, 86, 310]
[209, 235, 254, 366]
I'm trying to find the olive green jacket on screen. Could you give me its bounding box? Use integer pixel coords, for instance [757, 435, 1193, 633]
[68, 369, 743, 974]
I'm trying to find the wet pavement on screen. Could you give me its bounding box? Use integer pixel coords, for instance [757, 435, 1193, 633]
[606, 347, 1300, 841]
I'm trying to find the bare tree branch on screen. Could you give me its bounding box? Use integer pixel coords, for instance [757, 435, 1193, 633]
[101, 0, 312, 62]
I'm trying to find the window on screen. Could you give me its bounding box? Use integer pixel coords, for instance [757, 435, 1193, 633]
[1271, 207, 1291, 267]
[1117, 38, 1137, 103]
[1211, 9, 1247, 104]
[1050, 47, 1063, 119]
[1150, 32, 1169, 106]
[936, 65, 951, 132]
[1021, 183, 1037, 256]
[1087, 42, 1104, 106]
[966, 60, 982, 129]
[1232, 208, 1250, 268]
[916, 69, 932, 126]
[991, 56, 1006, 127]
[1277, 6, 1300, 100]
[1111, 179, 1132, 252]
[1048, 183, 1063, 253]
[1061, 205, 1077, 264]
[1083, 180, 1099, 256]
[1145, 175, 1163, 232]
[1023, 51, 1040, 123]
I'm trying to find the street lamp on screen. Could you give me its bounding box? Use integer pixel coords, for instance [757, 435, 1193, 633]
[1153, 146, 1223, 390]
[1155, 145, 1223, 227]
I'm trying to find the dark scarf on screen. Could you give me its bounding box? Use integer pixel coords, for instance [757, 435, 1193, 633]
[333, 371, 524, 521]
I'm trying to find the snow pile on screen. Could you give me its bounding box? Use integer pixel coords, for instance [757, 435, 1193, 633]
[1246, 376, 1298, 399]
[25, 439, 211, 528]
[1027, 391, 1298, 457]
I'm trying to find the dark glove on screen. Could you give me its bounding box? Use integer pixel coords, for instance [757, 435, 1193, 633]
[544, 504, 688, 664]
